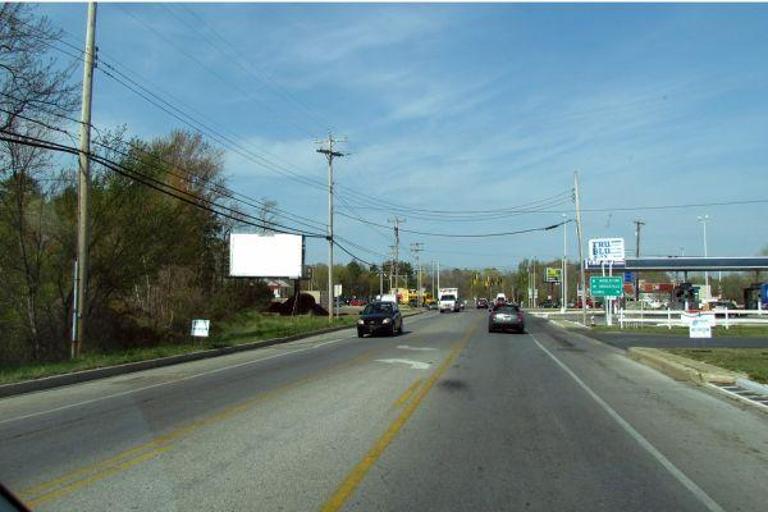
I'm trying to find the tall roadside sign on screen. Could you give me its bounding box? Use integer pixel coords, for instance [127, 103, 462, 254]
[587, 237, 625, 326]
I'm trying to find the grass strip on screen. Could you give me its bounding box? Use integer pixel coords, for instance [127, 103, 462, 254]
[664, 348, 768, 384]
[0, 314, 356, 385]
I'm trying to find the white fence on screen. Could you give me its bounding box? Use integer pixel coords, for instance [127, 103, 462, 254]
[618, 308, 768, 329]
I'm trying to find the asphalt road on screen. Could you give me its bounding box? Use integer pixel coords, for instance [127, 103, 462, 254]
[1, 311, 767, 511]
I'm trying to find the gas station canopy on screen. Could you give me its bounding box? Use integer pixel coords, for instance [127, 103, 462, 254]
[585, 257, 768, 272]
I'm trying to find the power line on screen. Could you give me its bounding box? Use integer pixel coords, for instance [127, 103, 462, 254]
[1, 108, 328, 233]
[333, 239, 376, 268]
[167, 4, 331, 133]
[0, 129, 326, 237]
[118, 4, 318, 139]
[338, 211, 570, 238]
[97, 66, 330, 192]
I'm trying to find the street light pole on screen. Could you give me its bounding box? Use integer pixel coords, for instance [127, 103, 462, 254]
[561, 214, 567, 313]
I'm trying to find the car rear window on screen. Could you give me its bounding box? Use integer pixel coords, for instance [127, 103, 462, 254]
[495, 305, 520, 313]
[363, 303, 393, 314]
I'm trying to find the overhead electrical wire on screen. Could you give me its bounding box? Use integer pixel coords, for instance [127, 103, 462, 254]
[165, 3, 331, 134]
[118, 4, 319, 139]
[17, 15, 582, 220]
[336, 211, 571, 238]
[0, 129, 326, 237]
[0, 108, 328, 233]
[333, 239, 376, 268]
[13, 16, 333, 193]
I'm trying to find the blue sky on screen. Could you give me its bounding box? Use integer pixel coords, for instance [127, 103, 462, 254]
[39, 3, 768, 269]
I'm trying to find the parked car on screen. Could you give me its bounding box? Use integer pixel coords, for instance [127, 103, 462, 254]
[476, 298, 489, 309]
[357, 301, 403, 337]
[488, 303, 525, 333]
[707, 300, 739, 317]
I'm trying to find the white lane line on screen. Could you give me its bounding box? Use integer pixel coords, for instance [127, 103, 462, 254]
[396, 345, 437, 352]
[0, 335, 358, 427]
[529, 333, 725, 512]
[375, 359, 431, 370]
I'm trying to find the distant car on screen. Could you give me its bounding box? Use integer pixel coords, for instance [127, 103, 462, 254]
[349, 298, 367, 307]
[488, 303, 525, 333]
[708, 300, 739, 317]
[476, 298, 489, 309]
[357, 301, 403, 337]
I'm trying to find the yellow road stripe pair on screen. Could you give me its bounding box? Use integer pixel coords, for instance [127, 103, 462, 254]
[19, 344, 386, 508]
[321, 323, 476, 512]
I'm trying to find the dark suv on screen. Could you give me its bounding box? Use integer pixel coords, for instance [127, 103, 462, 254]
[357, 301, 403, 337]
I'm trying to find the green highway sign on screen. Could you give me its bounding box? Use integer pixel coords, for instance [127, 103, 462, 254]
[590, 276, 624, 297]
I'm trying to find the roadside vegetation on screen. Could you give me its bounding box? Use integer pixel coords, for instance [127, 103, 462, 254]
[0, 314, 356, 385]
[665, 348, 768, 384]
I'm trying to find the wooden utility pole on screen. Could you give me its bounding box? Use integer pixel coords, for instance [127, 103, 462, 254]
[410, 242, 424, 306]
[633, 219, 645, 301]
[316, 134, 345, 322]
[73, 2, 97, 359]
[388, 217, 405, 299]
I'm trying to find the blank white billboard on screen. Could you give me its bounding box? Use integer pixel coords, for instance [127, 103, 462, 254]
[229, 233, 303, 278]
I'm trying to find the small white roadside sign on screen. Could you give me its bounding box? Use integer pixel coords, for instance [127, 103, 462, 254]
[191, 319, 210, 337]
[687, 314, 714, 339]
[334, 284, 343, 297]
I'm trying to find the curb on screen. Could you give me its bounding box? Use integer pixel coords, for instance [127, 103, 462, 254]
[735, 377, 768, 397]
[0, 309, 431, 399]
[627, 347, 744, 385]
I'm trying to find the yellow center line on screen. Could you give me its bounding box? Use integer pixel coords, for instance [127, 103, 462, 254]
[392, 378, 422, 408]
[320, 323, 476, 512]
[26, 446, 172, 508]
[18, 344, 388, 508]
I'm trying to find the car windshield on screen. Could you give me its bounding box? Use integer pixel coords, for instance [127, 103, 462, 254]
[363, 303, 393, 314]
[440, 295, 456, 301]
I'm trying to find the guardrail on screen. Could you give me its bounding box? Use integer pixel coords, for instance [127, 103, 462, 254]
[618, 308, 768, 329]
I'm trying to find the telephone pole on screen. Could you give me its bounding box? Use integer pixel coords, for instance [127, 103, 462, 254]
[574, 171, 587, 326]
[73, 2, 97, 359]
[316, 133, 345, 322]
[410, 242, 424, 307]
[388, 217, 405, 298]
[633, 219, 645, 301]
